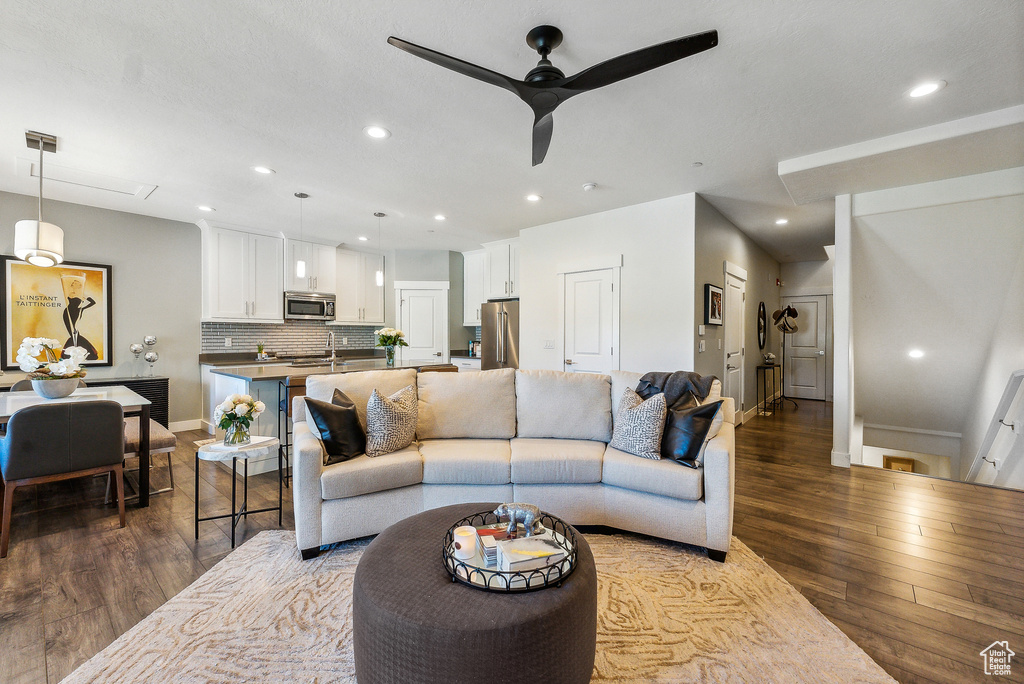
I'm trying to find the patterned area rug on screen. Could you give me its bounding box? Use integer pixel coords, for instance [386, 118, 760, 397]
[63, 531, 895, 683]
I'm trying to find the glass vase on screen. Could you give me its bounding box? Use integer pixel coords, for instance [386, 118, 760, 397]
[385, 345, 396, 367]
[224, 422, 251, 446]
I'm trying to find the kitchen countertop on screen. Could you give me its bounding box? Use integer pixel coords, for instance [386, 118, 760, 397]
[199, 350, 382, 367]
[210, 358, 456, 383]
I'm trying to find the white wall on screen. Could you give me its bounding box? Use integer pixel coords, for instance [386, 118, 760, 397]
[861, 445, 952, 479]
[832, 195, 855, 466]
[781, 246, 834, 296]
[0, 191, 201, 424]
[519, 194, 696, 373]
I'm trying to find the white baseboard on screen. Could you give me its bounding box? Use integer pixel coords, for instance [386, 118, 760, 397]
[742, 391, 782, 423]
[200, 420, 216, 434]
[831, 449, 851, 467]
[169, 419, 203, 432]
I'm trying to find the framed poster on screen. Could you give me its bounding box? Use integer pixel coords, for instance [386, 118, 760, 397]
[704, 283, 723, 326]
[2, 256, 113, 369]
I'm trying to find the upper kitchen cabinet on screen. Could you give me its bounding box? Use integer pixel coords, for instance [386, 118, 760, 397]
[285, 239, 336, 294]
[463, 249, 486, 326]
[334, 248, 385, 325]
[202, 224, 284, 322]
[483, 238, 519, 299]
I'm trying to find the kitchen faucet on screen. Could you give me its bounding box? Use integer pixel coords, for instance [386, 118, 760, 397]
[326, 331, 336, 361]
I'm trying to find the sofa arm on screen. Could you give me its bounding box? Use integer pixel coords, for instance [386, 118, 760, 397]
[703, 422, 735, 554]
[293, 421, 325, 552]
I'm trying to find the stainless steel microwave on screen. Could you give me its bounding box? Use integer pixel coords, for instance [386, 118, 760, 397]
[284, 291, 336, 320]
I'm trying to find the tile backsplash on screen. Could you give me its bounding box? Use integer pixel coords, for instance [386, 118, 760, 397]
[201, 320, 377, 355]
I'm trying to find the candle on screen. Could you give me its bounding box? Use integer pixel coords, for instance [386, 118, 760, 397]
[452, 526, 477, 561]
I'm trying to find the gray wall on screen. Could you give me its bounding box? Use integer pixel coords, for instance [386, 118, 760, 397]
[448, 251, 472, 352]
[0, 191, 201, 423]
[693, 195, 782, 417]
[393, 249, 472, 353]
[393, 250, 450, 280]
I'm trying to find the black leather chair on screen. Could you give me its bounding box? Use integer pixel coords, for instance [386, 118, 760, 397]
[0, 400, 127, 558]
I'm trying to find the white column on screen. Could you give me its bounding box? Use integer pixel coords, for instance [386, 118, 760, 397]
[832, 194, 854, 467]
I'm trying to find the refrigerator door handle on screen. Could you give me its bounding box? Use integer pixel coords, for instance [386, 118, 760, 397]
[496, 310, 503, 365]
[502, 311, 508, 363]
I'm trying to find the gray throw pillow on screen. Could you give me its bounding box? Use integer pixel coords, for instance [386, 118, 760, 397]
[365, 384, 417, 457]
[609, 389, 667, 460]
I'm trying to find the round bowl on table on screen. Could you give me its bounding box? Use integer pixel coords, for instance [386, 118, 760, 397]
[30, 377, 80, 399]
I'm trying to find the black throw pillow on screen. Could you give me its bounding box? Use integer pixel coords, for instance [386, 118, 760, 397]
[305, 389, 366, 465]
[661, 400, 724, 468]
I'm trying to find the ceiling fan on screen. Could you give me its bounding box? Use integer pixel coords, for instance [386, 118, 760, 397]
[387, 25, 718, 165]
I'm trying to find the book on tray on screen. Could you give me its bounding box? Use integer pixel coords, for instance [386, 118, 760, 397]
[495, 536, 566, 573]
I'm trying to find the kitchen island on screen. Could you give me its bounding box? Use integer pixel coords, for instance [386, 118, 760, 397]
[203, 357, 456, 475]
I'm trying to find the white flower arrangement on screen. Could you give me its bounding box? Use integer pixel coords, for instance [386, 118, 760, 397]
[214, 393, 266, 431]
[17, 337, 89, 380]
[374, 328, 409, 348]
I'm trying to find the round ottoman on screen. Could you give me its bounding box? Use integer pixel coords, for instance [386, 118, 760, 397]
[353, 502, 597, 684]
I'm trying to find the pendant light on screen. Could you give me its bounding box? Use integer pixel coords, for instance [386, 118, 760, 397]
[374, 212, 385, 287]
[14, 131, 64, 267]
[295, 192, 309, 279]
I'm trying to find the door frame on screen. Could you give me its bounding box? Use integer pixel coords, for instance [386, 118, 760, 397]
[723, 261, 747, 423]
[393, 281, 450, 364]
[556, 255, 622, 373]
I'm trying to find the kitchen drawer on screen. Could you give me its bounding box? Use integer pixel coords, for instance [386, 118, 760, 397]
[454, 358, 481, 372]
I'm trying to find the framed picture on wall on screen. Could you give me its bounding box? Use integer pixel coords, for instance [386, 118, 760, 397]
[704, 283, 723, 326]
[1, 256, 113, 370]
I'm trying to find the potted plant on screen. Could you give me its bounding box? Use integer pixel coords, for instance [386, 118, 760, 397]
[215, 394, 266, 446]
[374, 327, 409, 367]
[16, 337, 89, 398]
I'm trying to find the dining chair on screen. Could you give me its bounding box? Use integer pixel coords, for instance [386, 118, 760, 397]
[0, 400, 127, 558]
[107, 417, 177, 503]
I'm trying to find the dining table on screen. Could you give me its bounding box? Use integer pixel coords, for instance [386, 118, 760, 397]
[0, 386, 154, 507]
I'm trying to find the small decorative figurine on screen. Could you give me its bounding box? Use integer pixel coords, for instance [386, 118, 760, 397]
[493, 502, 544, 538]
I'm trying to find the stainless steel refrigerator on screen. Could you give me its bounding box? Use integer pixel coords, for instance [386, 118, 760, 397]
[481, 300, 519, 370]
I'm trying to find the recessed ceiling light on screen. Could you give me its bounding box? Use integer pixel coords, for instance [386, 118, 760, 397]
[358, 236, 368, 241]
[775, 218, 788, 225]
[253, 166, 275, 174]
[909, 80, 946, 98]
[525, 194, 542, 202]
[582, 182, 597, 192]
[434, 214, 446, 221]
[364, 125, 391, 139]
[197, 205, 214, 212]
[908, 349, 925, 359]
[691, 161, 703, 168]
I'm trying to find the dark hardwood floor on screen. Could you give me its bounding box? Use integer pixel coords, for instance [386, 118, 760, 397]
[733, 401, 1024, 684]
[2, 410, 1023, 683]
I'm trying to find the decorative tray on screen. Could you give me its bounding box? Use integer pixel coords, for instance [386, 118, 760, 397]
[442, 510, 577, 593]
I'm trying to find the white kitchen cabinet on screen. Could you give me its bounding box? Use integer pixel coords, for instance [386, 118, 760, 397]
[463, 250, 486, 325]
[483, 238, 519, 299]
[285, 239, 336, 294]
[454, 357, 481, 372]
[203, 225, 284, 323]
[334, 248, 385, 324]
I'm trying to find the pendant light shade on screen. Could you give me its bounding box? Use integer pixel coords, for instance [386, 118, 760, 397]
[16, 131, 64, 267]
[15, 220, 64, 267]
[374, 212, 385, 287]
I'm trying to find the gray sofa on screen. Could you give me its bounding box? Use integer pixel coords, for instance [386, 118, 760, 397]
[292, 368, 736, 562]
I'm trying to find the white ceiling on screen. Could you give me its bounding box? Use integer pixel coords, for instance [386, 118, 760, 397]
[0, 1, 1022, 262]
[852, 194, 1024, 433]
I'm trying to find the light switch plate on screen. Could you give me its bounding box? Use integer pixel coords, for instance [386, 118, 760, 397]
[698, 325, 705, 336]
[544, 340, 555, 349]
[699, 340, 706, 352]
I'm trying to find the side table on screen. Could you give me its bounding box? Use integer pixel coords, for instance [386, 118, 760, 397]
[195, 435, 282, 548]
[756, 364, 782, 416]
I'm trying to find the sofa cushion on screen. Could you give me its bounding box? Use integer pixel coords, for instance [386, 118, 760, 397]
[602, 445, 703, 501]
[306, 369, 417, 431]
[417, 368, 516, 439]
[609, 370, 644, 422]
[609, 389, 666, 460]
[320, 444, 422, 500]
[510, 438, 605, 484]
[515, 370, 611, 441]
[662, 400, 723, 468]
[366, 385, 418, 457]
[703, 379, 725, 439]
[304, 389, 365, 465]
[419, 439, 511, 484]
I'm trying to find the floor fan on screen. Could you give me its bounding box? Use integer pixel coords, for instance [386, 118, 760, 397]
[772, 306, 800, 409]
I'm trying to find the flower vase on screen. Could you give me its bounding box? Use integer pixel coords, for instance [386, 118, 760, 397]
[31, 377, 80, 399]
[385, 346, 396, 367]
[224, 422, 251, 447]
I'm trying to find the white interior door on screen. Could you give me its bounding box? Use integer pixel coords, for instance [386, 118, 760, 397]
[783, 295, 827, 400]
[563, 269, 618, 373]
[396, 287, 448, 364]
[723, 268, 746, 422]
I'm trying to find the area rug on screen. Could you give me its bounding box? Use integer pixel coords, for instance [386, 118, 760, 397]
[63, 531, 895, 683]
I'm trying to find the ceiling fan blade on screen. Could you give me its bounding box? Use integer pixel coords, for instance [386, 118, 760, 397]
[387, 36, 523, 97]
[561, 30, 718, 93]
[532, 111, 554, 166]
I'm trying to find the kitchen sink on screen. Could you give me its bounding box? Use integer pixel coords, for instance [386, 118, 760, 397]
[290, 358, 347, 367]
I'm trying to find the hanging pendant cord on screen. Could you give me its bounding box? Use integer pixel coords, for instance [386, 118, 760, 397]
[37, 142, 44, 223]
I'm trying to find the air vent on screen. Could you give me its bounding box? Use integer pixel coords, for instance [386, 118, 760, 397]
[17, 157, 157, 199]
